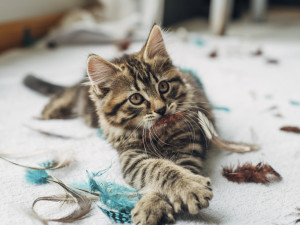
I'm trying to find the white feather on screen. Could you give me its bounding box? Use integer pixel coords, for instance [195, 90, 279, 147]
[197, 111, 218, 139]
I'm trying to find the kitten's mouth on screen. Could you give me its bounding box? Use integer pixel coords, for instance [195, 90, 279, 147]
[151, 111, 184, 130]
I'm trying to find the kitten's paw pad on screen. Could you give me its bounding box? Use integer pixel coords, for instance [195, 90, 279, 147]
[132, 193, 175, 225]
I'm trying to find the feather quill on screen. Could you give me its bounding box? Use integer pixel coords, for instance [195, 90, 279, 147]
[197, 111, 259, 153]
[24, 124, 94, 139]
[0, 150, 74, 170]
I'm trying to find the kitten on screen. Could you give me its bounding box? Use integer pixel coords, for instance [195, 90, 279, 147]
[25, 25, 214, 225]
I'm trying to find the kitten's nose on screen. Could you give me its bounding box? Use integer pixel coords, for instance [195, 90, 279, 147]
[155, 106, 166, 116]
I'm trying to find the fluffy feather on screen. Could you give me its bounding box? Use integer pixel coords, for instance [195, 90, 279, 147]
[97, 205, 132, 224]
[27, 166, 140, 223]
[86, 170, 141, 213]
[151, 112, 183, 130]
[25, 169, 51, 185]
[32, 176, 93, 223]
[280, 126, 300, 134]
[72, 169, 140, 223]
[222, 162, 282, 184]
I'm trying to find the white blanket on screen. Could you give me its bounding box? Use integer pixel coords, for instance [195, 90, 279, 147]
[0, 36, 300, 225]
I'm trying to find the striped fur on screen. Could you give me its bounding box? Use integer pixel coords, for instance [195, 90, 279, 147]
[87, 25, 214, 225]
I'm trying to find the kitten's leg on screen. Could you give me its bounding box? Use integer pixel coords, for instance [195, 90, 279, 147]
[78, 89, 99, 128]
[120, 150, 213, 225]
[41, 87, 78, 120]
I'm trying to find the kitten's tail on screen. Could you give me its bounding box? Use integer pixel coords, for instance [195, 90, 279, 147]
[23, 74, 65, 96]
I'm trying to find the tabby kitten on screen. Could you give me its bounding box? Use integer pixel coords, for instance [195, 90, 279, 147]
[86, 25, 213, 225]
[24, 25, 214, 225]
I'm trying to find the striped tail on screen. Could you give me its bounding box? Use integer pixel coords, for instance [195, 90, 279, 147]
[23, 74, 65, 96]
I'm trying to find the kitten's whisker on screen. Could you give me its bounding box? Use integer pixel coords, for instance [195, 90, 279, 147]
[119, 121, 144, 154]
[181, 115, 196, 151]
[168, 116, 195, 161]
[151, 128, 170, 147]
[177, 104, 211, 115]
[147, 121, 164, 159]
[177, 100, 211, 105]
[142, 124, 149, 157]
[148, 128, 164, 159]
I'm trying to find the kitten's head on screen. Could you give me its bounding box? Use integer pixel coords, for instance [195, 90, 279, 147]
[87, 25, 187, 130]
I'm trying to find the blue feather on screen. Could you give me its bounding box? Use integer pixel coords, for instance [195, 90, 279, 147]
[73, 169, 140, 223]
[24, 161, 140, 223]
[86, 170, 140, 212]
[97, 205, 132, 224]
[25, 161, 54, 185]
[25, 169, 50, 185]
[213, 105, 231, 112]
[290, 100, 300, 106]
[97, 128, 106, 139]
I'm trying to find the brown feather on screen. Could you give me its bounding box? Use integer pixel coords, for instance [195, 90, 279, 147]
[222, 163, 282, 184]
[280, 126, 300, 134]
[151, 111, 184, 130]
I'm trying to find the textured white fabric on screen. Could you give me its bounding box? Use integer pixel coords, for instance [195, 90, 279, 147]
[0, 36, 300, 225]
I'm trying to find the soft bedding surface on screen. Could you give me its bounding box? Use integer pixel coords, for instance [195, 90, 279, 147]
[0, 36, 300, 225]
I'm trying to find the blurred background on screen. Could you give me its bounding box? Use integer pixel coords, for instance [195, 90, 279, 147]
[0, 0, 300, 53]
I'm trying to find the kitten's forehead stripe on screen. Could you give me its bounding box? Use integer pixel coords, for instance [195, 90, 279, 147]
[126, 64, 140, 91]
[123, 55, 159, 88]
[144, 62, 159, 83]
[168, 76, 183, 84]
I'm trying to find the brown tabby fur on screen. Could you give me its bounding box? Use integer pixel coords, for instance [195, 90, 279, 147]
[24, 25, 214, 225]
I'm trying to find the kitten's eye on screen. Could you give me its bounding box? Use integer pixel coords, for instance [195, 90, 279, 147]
[129, 93, 144, 105]
[158, 81, 169, 94]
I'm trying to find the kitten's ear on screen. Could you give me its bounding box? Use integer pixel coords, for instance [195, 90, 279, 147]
[87, 54, 120, 94]
[143, 25, 170, 60]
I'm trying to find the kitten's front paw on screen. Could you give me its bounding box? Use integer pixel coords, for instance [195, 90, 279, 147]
[131, 192, 175, 225]
[169, 175, 213, 214]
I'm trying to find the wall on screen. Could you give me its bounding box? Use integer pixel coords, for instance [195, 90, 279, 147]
[0, 0, 85, 23]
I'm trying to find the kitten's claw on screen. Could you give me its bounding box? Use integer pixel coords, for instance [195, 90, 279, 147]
[168, 175, 213, 214]
[131, 192, 175, 225]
